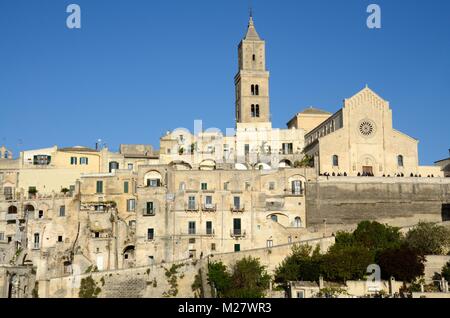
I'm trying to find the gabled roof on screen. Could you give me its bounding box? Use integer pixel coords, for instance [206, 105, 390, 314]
[244, 16, 261, 41]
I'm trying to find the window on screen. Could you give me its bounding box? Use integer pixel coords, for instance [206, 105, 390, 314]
[201, 183, 208, 190]
[189, 238, 196, 244]
[233, 218, 241, 235]
[251, 85, 255, 96]
[188, 221, 196, 235]
[147, 179, 161, 187]
[251, 104, 255, 117]
[332, 155, 339, 167]
[179, 182, 186, 191]
[282, 143, 293, 155]
[59, 205, 65, 217]
[124, 181, 129, 193]
[4, 186, 12, 200]
[0, 232, 4, 241]
[148, 256, 154, 265]
[109, 161, 119, 172]
[294, 217, 302, 228]
[255, 104, 260, 117]
[147, 228, 154, 240]
[252, 54, 255, 61]
[80, 157, 88, 165]
[96, 181, 103, 194]
[296, 291, 305, 298]
[57, 235, 63, 243]
[397, 155, 404, 167]
[255, 85, 259, 96]
[211, 243, 216, 251]
[38, 210, 43, 219]
[233, 196, 240, 209]
[188, 196, 196, 210]
[33, 155, 51, 165]
[70, 157, 77, 165]
[271, 215, 278, 222]
[234, 244, 240, 252]
[128, 163, 134, 170]
[267, 240, 273, 248]
[127, 199, 136, 212]
[223, 182, 229, 191]
[94, 232, 100, 238]
[34, 233, 40, 249]
[205, 195, 213, 206]
[206, 221, 213, 235]
[292, 180, 302, 195]
[269, 182, 275, 190]
[145, 202, 154, 215]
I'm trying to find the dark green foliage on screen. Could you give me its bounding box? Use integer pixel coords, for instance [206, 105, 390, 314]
[440, 261, 450, 282]
[377, 245, 425, 283]
[321, 244, 375, 283]
[274, 244, 321, 289]
[79, 276, 101, 298]
[208, 257, 270, 298]
[351, 221, 402, 252]
[405, 222, 450, 256]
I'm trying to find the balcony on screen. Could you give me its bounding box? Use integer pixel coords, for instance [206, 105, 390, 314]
[202, 204, 217, 212]
[284, 188, 304, 197]
[230, 205, 245, 213]
[185, 204, 199, 212]
[230, 229, 246, 238]
[5, 213, 17, 222]
[142, 208, 156, 216]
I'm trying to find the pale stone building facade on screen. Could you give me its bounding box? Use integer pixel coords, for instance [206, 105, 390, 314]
[0, 16, 448, 297]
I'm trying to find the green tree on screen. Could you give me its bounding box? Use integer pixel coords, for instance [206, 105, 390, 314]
[441, 261, 450, 282]
[405, 222, 450, 255]
[207, 261, 231, 297]
[351, 221, 402, 253]
[321, 244, 374, 283]
[79, 275, 101, 298]
[274, 244, 321, 290]
[377, 245, 425, 283]
[226, 257, 271, 298]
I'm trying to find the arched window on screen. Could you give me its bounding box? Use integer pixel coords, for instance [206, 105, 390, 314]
[255, 85, 259, 96]
[332, 155, 339, 167]
[294, 217, 302, 228]
[252, 54, 256, 61]
[251, 104, 255, 117]
[255, 104, 260, 117]
[251, 85, 255, 96]
[7, 206, 17, 214]
[109, 161, 119, 172]
[397, 155, 404, 167]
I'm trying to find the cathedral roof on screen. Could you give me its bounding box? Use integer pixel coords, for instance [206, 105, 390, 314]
[244, 16, 261, 41]
[299, 107, 332, 115]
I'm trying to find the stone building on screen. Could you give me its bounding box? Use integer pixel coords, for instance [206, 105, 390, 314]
[0, 15, 449, 298]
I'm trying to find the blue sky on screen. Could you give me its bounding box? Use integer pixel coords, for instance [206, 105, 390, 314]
[0, 0, 449, 164]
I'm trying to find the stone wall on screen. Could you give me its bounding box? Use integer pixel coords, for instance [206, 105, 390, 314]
[44, 258, 204, 298]
[306, 177, 450, 227]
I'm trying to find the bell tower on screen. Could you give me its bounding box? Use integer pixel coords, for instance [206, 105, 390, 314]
[235, 15, 271, 129]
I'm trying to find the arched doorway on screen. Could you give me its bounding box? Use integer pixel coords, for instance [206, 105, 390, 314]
[123, 245, 136, 269]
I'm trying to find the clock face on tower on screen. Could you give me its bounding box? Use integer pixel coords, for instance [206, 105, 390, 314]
[358, 119, 376, 137]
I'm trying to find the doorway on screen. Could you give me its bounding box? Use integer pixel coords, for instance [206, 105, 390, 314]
[442, 204, 450, 222]
[362, 166, 373, 175]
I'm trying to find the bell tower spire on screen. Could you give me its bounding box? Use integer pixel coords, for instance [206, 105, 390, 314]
[234, 14, 271, 128]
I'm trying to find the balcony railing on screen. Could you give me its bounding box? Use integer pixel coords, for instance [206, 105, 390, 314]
[230, 229, 246, 238]
[142, 208, 156, 216]
[202, 204, 217, 212]
[5, 213, 17, 222]
[185, 204, 199, 212]
[230, 205, 245, 213]
[284, 189, 304, 196]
